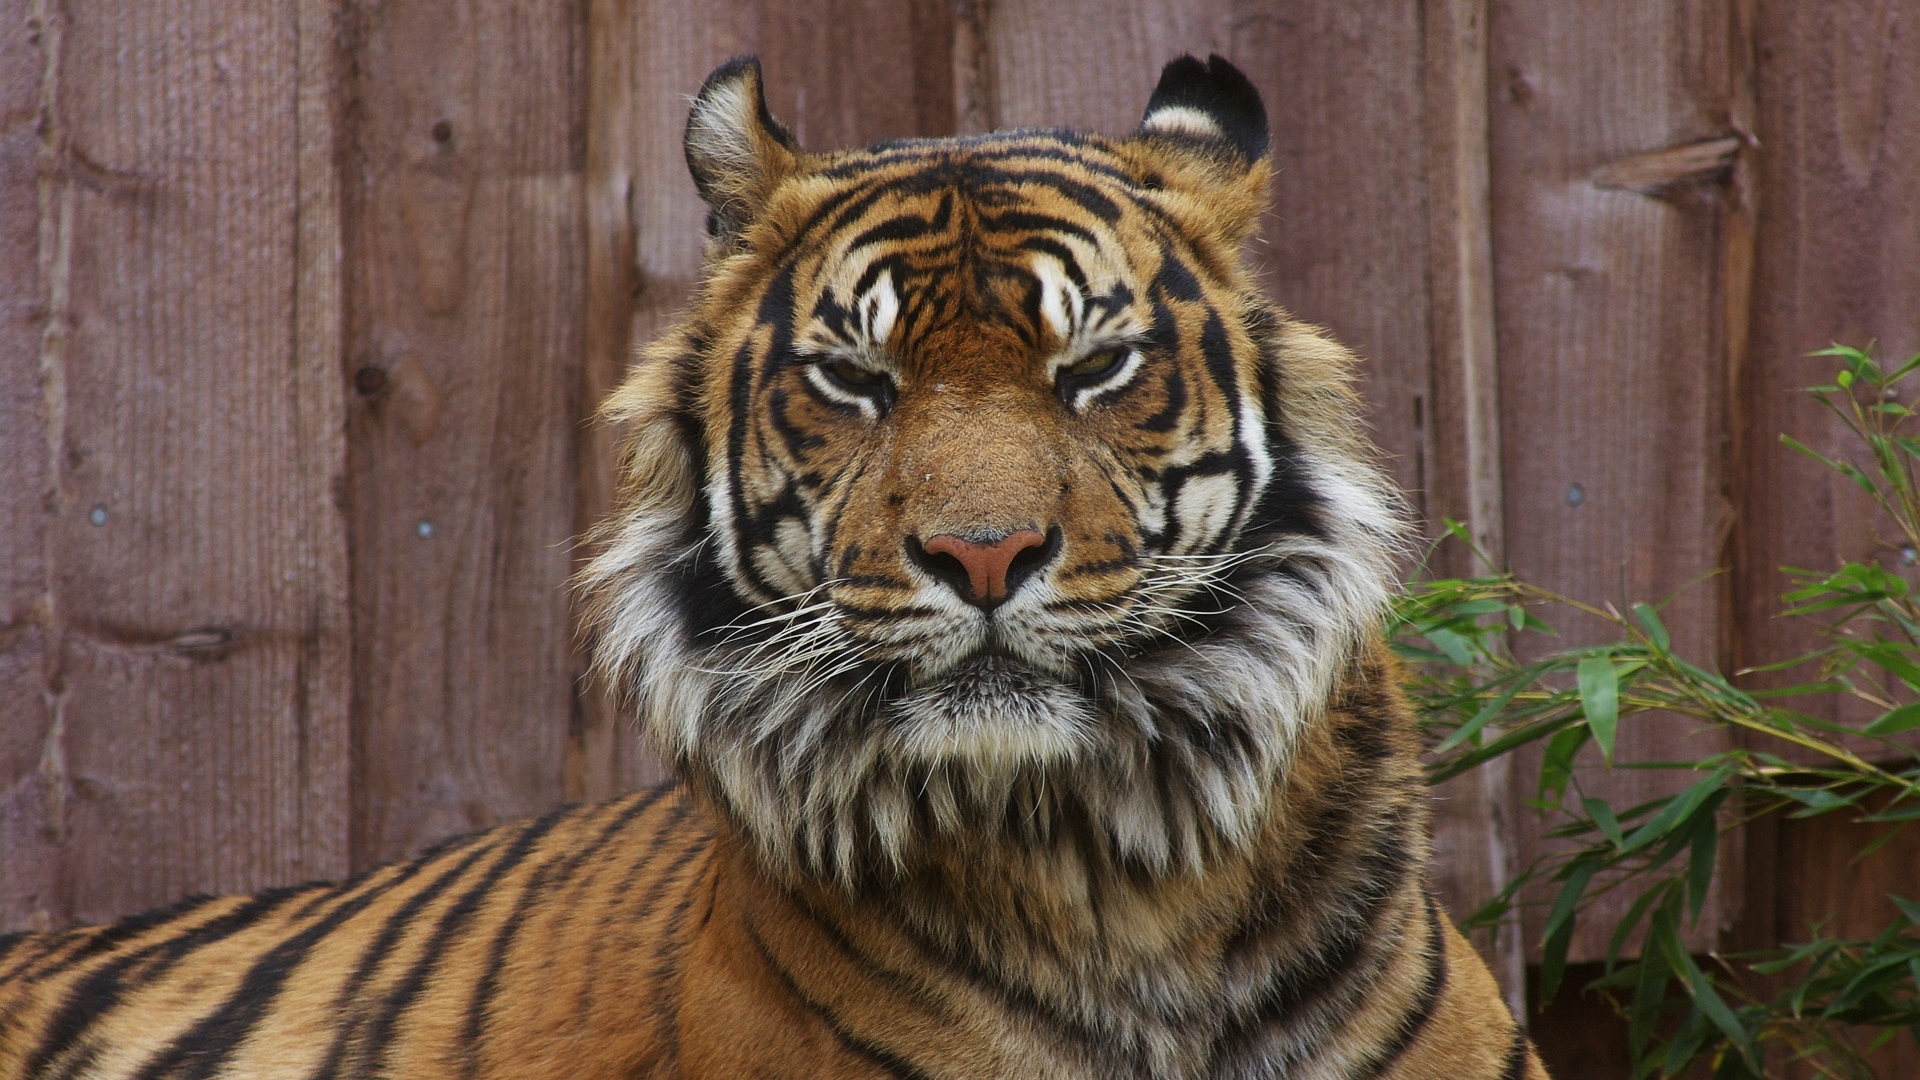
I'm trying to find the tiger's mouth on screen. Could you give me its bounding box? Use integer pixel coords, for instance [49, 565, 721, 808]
[884, 649, 1097, 768]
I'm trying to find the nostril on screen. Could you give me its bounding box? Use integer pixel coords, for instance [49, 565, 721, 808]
[905, 535, 975, 600]
[1003, 526, 1062, 597]
[909, 527, 1060, 608]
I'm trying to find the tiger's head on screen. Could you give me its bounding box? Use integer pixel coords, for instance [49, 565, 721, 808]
[583, 55, 1405, 885]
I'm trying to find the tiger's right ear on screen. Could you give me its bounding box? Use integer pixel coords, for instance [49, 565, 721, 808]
[1130, 55, 1271, 245]
[685, 56, 801, 246]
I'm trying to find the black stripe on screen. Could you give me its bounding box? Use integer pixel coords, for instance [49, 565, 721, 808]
[744, 921, 927, 1080]
[301, 836, 513, 1080]
[24, 887, 309, 1079]
[1140, 365, 1188, 433]
[724, 271, 798, 603]
[0, 928, 38, 979]
[1212, 719, 1420, 1059]
[19, 893, 225, 982]
[357, 806, 576, 1076]
[459, 790, 668, 1074]
[632, 815, 717, 1072]
[134, 837, 499, 1080]
[976, 210, 1098, 246]
[1354, 894, 1450, 1077]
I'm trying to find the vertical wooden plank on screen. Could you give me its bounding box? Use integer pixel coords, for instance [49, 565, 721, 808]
[573, 0, 648, 802]
[1422, 0, 1526, 1014]
[1, 0, 350, 929]
[343, 0, 587, 868]
[1739, 3, 1920, 724]
[1488, 1, 1739, 959]
[1740, 9, 1920, 1068]
[0, 0, 59, 931]
[292, 0, 352, 875]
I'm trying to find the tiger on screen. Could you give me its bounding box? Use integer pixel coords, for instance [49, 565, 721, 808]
[0, 54, 1548, 1079]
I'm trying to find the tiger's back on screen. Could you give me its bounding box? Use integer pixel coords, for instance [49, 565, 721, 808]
[0, 790, 711, 1079]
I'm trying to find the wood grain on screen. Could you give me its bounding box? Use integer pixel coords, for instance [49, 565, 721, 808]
[0, 0, 60, 932]
[1488, 0, 1740, 960]
[1, 0, 350, 930]
[1738, 1, 1920, 741]
[1421, 0, 1526, 1012]
[341, 0, 586, 869]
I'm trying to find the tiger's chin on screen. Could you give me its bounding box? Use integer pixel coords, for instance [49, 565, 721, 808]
[886, 652, 1097, 772]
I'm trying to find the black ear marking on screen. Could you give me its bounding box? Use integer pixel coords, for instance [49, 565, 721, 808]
[1139, 54, 1270, 166]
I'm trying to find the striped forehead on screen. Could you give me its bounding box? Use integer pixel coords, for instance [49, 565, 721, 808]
[795, 206, 1141, 356]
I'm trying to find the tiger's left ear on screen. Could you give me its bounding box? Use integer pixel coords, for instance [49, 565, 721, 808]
[1132, 55, 1271, 243]
[685, 56, 801, 247]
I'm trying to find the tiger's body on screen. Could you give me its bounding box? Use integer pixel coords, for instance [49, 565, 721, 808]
[0, 55, 1547, 1079]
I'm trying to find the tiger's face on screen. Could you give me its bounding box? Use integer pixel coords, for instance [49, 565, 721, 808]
[584, 56, 1403, 883]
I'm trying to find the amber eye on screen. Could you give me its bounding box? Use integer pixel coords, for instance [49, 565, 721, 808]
[805, 357, 896, 412]
[818, 359, 886, 391]
[1063, 348, 1127, 381]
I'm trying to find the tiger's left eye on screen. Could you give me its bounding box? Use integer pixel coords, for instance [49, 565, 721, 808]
[820, 359, 885, 390]
[1062, 348, 1126, 381]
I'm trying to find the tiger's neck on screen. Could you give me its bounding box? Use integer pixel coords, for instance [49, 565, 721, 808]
[718, 642, 1435, 1074]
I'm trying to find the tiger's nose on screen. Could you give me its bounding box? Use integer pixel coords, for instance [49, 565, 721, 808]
[909, 528, 1060, 608]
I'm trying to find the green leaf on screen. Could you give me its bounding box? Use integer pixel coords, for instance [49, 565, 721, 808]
[1539, 859, 1598, 1002]
[1658, 916, 1761, 1070]
[1866, 701, 1920, 736]
[1686, 816, 1718, 923]
[1583, 796, 1626, 850]
[1577, 654, 1620, 763]
[1891, 894, 1920, 927]
[1436, 680, 1528, 753]
[1628, 948, 1671, 1058]
[1630, 602, 1670, 651]
[1607, 883, 1676, 969]
[1422, 626, 1477, 666]
[1538, 725, 1591, 809]
[1622, 764, 1737, 853]
[1543, 858, 1597, 950]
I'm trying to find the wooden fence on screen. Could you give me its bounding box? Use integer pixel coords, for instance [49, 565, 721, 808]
[4, 2, 1918, 1073]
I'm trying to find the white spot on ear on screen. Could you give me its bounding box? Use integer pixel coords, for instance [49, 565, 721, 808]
[1142, 104, 1225, 143]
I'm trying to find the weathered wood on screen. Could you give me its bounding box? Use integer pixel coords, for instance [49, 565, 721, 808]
[1738, 1, 1920, 742]
[573, 0, 647, 803]
[1, 0, 351, 930]
[1421, 0, 1526, 1014]
[342, 0, 587, 869]
[1488, 1, 1740, 960]
[0, 0, 60, 932]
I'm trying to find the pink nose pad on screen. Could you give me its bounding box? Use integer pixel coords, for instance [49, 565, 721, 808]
[919, 530, 1049, 605]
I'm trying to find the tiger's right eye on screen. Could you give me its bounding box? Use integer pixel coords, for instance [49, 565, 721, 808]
[1062, 348, 1126, 381]
[802, 356, 897, 414]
